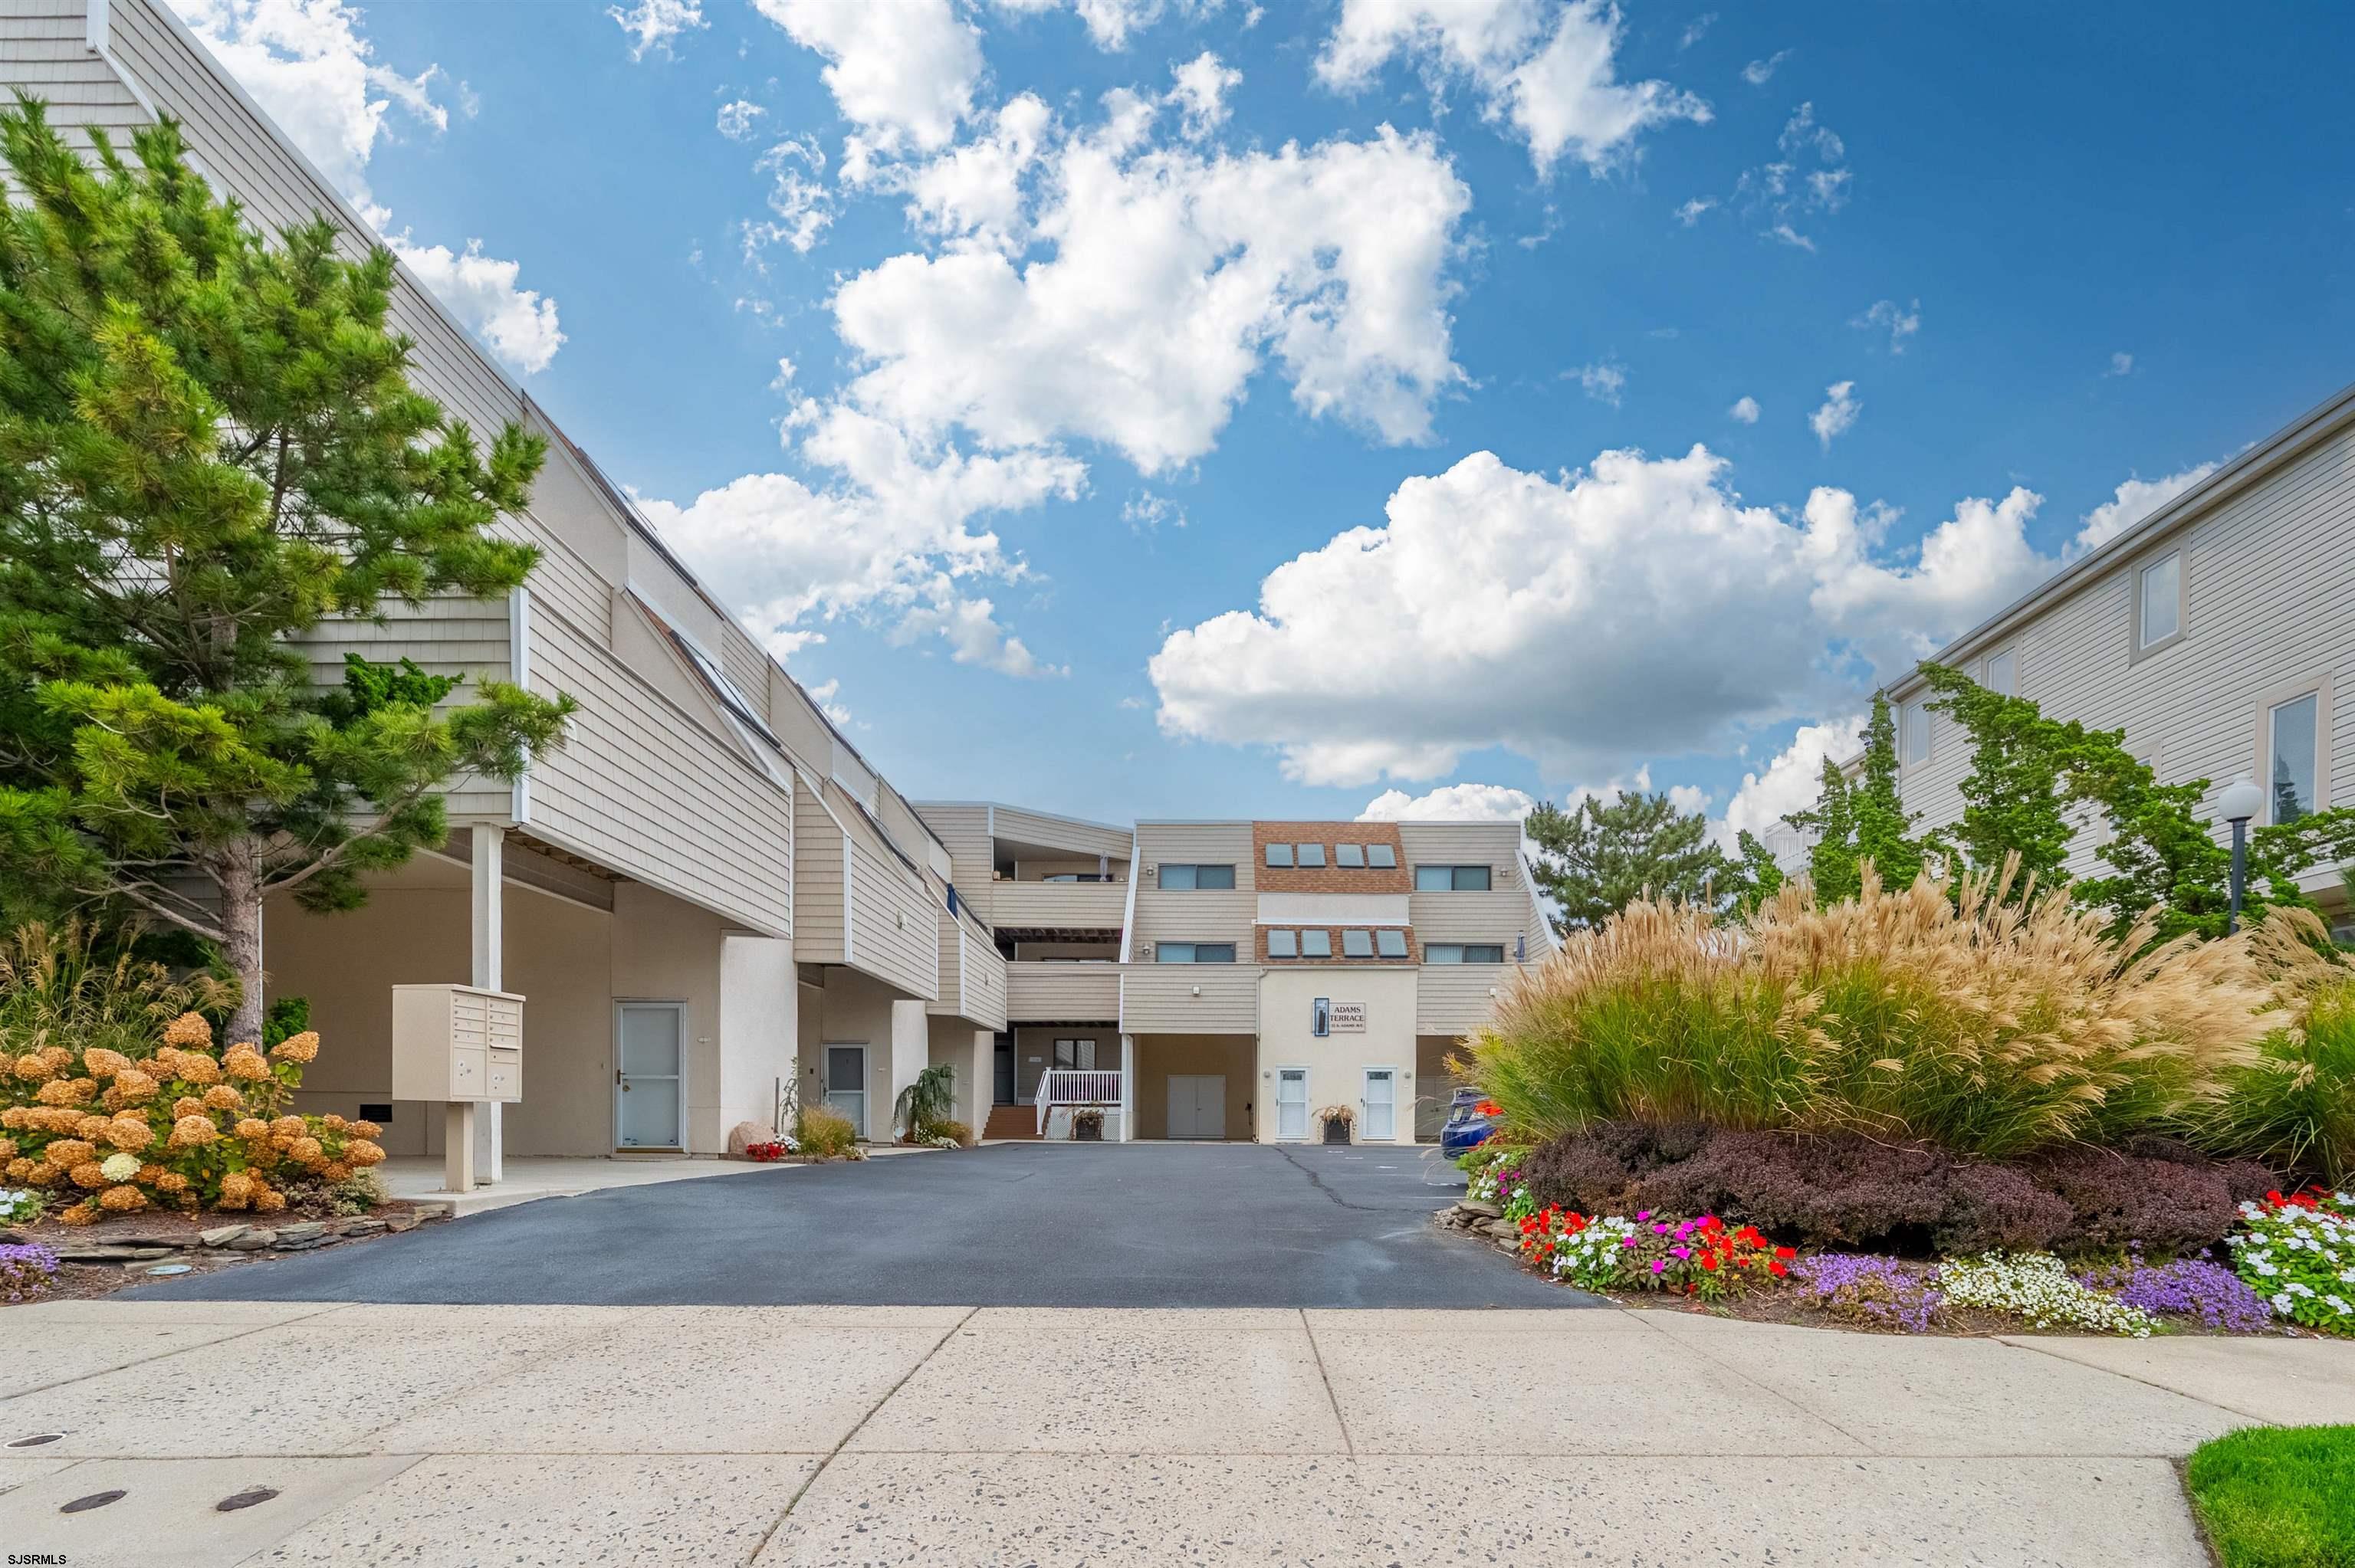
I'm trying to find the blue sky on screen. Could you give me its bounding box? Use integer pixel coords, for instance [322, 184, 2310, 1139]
[174, 0, 2355, 835]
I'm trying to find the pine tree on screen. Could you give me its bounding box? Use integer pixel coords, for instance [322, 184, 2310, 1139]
[1526, 788, 1732, 932]
[1785, 754, 1861, 901]
[0, 99, 574, 1042]
[1725, 828, 1785, 917]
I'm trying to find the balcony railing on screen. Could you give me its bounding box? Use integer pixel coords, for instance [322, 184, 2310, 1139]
[1034, 1068, 1124, 1134]
[990, 877, 1128, 933]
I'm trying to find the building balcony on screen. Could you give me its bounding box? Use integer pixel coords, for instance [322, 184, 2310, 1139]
[988, 877, 1128, 937]
[1006, 959, 1122, 1023]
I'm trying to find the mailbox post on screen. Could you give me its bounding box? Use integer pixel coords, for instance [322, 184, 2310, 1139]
[392, 984, 524, 1193]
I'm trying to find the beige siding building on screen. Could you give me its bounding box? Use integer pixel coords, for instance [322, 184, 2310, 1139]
[1, 0, 1004, 1181]
[1883, 380, 2355, 932]
[915, 807, 1556, 1143]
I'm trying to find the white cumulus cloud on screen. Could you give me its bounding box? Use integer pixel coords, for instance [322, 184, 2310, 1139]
[834, 103, 1472, 473]
[755, 0, 983, 171]
[608, 0, 705, 61]
[1315, 0, 1710, 176]
[1809, 380, 1860, 449]
[1359, 782, 1537, 822]
[169, 0, 563, 376]
[2071, 463, 2219, 556]
[1729, 395, 1759, 424]
[716, 100, 767, 141]
[1168, 51, 1242, 139]
[1717, 713, 1864, 848]
[1854, 297, 1920, 354]
[1147, 444, 2063, 786]
[1571, 359, 1626, 406]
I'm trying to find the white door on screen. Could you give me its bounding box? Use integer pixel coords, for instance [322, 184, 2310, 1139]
[616, 1003, 685, 1150]
[826, 1045, 869, 1137]
[1167, 1074, 1226, 1139]
[1361, 1068, 1397, 1142]
[1276, 1069, 1309, 1140]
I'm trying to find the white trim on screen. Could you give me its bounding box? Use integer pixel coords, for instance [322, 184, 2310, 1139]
[613, 1000, 687, 1151]
[2129, 546, 2189, 664]
[2256, 674, 2334, 824]
[1360, 1064, 1401, 1143]
[822, 1042, 870, 1138]
[508, 585, 532, 823]
[1273, 1064, 1310, 1142]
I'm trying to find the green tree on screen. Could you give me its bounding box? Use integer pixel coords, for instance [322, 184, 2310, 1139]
[1526, 787, 1731, 932]
[1918, 662, 2355, 940]
[1785, 754, 1860, 900]
[1723, 828, 1785, 918]
[0, 99, 573, 1043]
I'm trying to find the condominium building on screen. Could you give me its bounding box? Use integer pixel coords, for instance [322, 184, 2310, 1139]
[1883, 379, 2355, 931]
[0, 0, 1549, 1175]
[915, 809, 1555, 1142]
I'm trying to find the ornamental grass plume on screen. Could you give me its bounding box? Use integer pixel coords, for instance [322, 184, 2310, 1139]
[1466, 860, 2279, 1161]
[2195, 907, 2355, 1185]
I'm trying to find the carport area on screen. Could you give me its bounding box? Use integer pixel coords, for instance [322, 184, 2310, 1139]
[137, 1141, 1583, 1309]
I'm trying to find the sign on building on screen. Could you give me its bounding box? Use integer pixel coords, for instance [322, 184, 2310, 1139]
[1329, 1001, 1368, 1032]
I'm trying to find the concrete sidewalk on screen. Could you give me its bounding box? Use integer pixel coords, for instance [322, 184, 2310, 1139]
[2, 1302, 2350, 1566]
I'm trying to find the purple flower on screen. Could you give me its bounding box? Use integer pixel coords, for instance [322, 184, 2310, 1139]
[1649, 1259, 1667, 1274]
[1670, 1246, 1691, 1259]
[2079, 1258, 2272, 1333]
[1635, 1211, 1650, 1221]
[0, 1242, 59, 1306]
[1793, 1252, 1942, 1333]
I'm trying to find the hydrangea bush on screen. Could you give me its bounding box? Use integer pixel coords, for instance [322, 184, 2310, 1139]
[1939, 1251, 2156, 1336]
[0, 1012, 383, 1224]
[2226, 1189, 2355, 1334]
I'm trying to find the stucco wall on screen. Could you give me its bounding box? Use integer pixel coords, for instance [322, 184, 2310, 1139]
[926, 1018, 991, 1130]
[611, 881, 724, 1153]
[802, 966, 902, 1140]
[1256, 968, 1420, 1144]
[721, 934, 796, 1139]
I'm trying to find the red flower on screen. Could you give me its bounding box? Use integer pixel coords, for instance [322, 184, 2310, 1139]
[1773, 1245, 1797, 1260]
[1700, 1253, 1719, 1271]
[1475, 1100, 1503, 1117]
[1769, 1259, 1788, 1277]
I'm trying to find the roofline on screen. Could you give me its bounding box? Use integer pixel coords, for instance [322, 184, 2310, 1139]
[1131, 817, 1529, 828]
[913, 800, 1134, 838]
[1883, 376, 2355, 701]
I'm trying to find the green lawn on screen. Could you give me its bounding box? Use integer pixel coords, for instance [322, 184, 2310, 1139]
[2186, 1426, 2355, 1568]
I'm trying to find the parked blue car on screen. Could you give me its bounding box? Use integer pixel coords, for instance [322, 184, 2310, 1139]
[1440, 1087, 1496, 1157]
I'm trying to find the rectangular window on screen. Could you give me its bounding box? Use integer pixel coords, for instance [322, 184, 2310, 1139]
[1265, 843, 1292, 868]
[1454, 864, 1491, 891]
[1160, 863, 1234, 890]
[1463, 943, 1506, 963]
[1901, 700, 1930, 764]
[1296, 842, 1326, 868]
[2140, 552, 2181, 648]
[1335, 843, 1365, 868]
[2270, 693, 2319, 825]
[1194, 943, 1236, 963]
[1374, 928, 1408, 958]
[1415, 864, 1492, 891]
[1299, 928, 1332, 959]
[1342, 928, 1374, 958]
[1053, 1038, 1096, 1070]
[1426, 943, 1506, 963]
[1367, 844, 1396, 868]
[1266, 928, 1298, 959]
[1425, 943, 1464, 964]
[1982, 648, 2015, 697]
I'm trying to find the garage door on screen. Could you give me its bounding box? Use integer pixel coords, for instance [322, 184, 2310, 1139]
[1167, 1074, 1226, 1140]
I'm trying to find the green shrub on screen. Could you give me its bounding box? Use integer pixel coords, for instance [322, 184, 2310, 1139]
[1466, 866, 2276, 1160]
[793, 1104, 862, 1160]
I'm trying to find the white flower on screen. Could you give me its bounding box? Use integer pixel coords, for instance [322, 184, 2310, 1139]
[98, 1152, 140, 1183]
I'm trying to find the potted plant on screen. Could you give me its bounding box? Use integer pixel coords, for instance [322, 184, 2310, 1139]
[1315, 1106, 1356, 1145]
[1073, 1109, 1105, 1141]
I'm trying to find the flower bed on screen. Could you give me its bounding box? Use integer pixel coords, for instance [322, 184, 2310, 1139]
[1448, 1149, 2353, 1339]
[2228, 1189, 2355, 1333]
[0, 1240, 56, 1303]
[0, 1012, 383, 1223]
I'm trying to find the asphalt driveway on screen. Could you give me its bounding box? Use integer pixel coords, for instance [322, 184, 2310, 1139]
[135, 1142, 1595, 1308]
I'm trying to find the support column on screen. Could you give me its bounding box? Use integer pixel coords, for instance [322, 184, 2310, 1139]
[471, 825, 504, 1185]
[1118, 1033, 1135, 1142]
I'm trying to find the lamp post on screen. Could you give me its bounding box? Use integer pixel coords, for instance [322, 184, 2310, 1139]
[2218, 776, 2265, 934]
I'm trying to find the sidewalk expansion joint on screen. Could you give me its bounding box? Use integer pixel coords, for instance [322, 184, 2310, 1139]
[1299, 1308, 1357, 1457]
[749, 1304, 979, 1560]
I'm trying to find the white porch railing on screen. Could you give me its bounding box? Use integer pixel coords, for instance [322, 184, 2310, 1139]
[1035, 1068, 1125, 1134]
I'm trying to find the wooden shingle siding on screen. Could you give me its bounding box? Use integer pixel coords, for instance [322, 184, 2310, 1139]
[1007, 961, 1121, 1022]
[297, 595, 514, 821]
[988, 879, 1126, 933]
[1897, 421, 2355, 883]
[1118, 963, 1260, 1035]
[915, 805, 998, 925]
[522, 623, 793, 935]
[1132, 823, 1254, 957]
[1416, 965, 1516, 1035]
[791, 779, 846, 963]
[961, 930, 1007, 1032]
[0, 3, 145, 163]
[844, 835, 938, 1001]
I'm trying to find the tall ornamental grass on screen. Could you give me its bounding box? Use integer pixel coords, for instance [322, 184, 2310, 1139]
[0, 919, 234, 1060]
[1463, 864, 2280, 1160]
[2196, 908, 2355, 1185]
